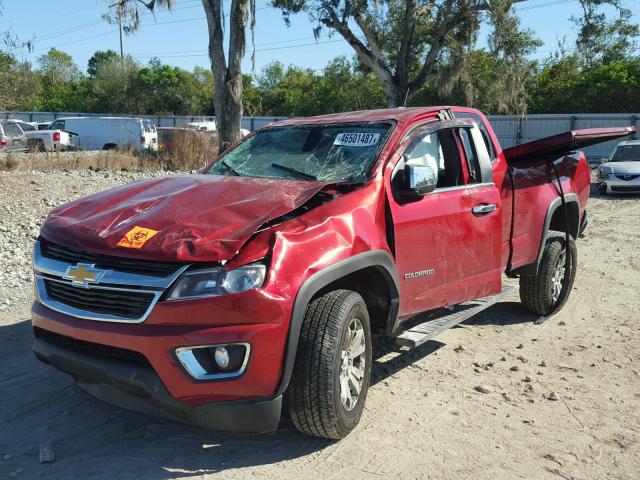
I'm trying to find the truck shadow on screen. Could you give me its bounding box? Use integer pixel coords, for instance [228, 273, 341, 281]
[370, 301, 536, 386]
[1, 300, 537, 479]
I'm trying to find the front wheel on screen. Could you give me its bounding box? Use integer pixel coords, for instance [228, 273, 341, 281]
[520, 235, 577, 317]
[287, 289, 372, 439]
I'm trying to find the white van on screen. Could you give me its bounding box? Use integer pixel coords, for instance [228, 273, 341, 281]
[50, 117, 158, 152]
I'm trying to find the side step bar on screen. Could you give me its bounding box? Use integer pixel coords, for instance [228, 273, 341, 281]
[396, 285, 519, 348]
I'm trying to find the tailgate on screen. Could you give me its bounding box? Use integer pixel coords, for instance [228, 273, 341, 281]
[503, 127, 636, 163]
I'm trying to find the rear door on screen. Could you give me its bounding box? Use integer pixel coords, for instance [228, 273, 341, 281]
[143, 120, 158, 151]
[386, 121, 502, 317]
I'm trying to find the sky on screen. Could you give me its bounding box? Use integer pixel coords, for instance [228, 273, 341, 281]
[0, 0, 633, 76]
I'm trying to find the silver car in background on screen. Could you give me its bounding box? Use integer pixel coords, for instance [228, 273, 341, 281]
[0, 121, 29, 152]
[598, 139, 640, 194]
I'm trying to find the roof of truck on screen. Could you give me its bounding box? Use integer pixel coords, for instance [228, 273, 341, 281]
[269, 106, 454, 127]
[54, 116, 145, 121]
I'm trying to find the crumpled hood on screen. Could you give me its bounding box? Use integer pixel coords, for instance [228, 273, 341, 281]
[601, 161, 640, 175]
[41, 174, 327, 262]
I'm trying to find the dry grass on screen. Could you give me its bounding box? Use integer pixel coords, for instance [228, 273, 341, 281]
[157, 129, 218, 171]
[0, 133, 219, 173]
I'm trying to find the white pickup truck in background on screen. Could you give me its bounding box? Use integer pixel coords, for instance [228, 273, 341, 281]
[25, 129, 76, 152]
[7, 119, 76, 152]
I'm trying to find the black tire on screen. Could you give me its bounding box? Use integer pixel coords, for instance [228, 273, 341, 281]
[28, 139, 45, 153]
[287, 289, 372, 440]
[520, 235, 577, 317]
[102, 143, 117, 151]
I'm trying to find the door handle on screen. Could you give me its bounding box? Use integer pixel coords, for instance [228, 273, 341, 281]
[472, 204, 496, 215]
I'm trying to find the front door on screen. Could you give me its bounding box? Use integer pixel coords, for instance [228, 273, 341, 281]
[386, 122, 503, 317]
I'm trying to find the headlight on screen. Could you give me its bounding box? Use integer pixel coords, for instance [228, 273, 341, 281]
[598, 167, 612, 179]
[166, 264, 266, 300]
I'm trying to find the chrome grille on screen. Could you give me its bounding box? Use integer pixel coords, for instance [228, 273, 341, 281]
[615, 174, 640, 181]
[40, 238, 185, 277]
[44, 279, 155, 320]
[33, 240, 189, 323]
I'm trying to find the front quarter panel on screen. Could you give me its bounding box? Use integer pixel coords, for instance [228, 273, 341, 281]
[265, 178, 391, 300]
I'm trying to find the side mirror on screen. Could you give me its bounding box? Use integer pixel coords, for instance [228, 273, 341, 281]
[405, 163, 437, 195]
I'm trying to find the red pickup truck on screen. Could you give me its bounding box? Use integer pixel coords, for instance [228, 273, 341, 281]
[31, 107, 633, 439]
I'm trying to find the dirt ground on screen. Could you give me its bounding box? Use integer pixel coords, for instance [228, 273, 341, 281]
[0, 173, 638, 480]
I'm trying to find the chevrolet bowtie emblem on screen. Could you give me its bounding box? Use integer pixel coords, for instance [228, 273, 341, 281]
[63, 263, 109, 287]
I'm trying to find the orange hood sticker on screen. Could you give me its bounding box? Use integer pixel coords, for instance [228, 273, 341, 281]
[117, 226, 159, 249]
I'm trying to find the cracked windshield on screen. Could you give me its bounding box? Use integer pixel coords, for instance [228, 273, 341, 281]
[208, 123, 393, 182]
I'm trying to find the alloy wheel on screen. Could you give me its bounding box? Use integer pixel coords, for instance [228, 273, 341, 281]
[551, 250, 567, 303]
[339, 317, 366, 411]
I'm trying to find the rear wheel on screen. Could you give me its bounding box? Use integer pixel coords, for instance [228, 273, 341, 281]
[520, 235, 577, 317]
[287, 289, 372, 439]
[28, 139, 45, 153]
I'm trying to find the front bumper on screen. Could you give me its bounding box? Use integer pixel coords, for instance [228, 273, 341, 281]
[31, 288, 291, 431]
[603, 177, 640, 194]
[33, 336, 282, 432]
[30, 238, 296, 431]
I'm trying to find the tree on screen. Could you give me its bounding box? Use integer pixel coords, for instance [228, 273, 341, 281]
[530, 55, 640, 113]
[481, 2, 541, 113]
[192, 66, 215, 115]
[108, 0, 256, 151]
[316, 57, 386, 112]
[36, 49, 82, 111]
[131, 58, 205, 115]
[38, 48, 81, 84]
[248, 58, 385, 116]
[572, 0, 640, 66]
[87, 49, 119, 77]
[201, 0, 256, 150]
[1, 0, 32, 52]
[90, 54, 139, 113]
[0, 52, 14, 109]
[272, 0, 528, 107]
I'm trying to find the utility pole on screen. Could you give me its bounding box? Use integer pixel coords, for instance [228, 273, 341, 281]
[117, 3, 124, 68]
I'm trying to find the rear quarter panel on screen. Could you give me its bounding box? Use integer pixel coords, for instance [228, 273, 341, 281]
[508, 151, 589, 270]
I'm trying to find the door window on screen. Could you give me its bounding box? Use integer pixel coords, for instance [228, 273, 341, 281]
[458, 128, 482, 184]
[50, 120, 65, 131]
[454, 112, 496, 161]
[143, 120, 156, 133]
[403, 130, 463, 188]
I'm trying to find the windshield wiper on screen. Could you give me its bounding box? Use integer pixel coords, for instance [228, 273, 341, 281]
[271, 162, 317, 181]
[220, 159, 240, 176]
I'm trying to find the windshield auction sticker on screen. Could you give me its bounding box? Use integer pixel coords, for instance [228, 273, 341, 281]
[334, 132, 380, 147]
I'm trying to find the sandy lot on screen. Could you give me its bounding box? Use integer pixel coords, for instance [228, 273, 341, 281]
[0, 171, 638, 479]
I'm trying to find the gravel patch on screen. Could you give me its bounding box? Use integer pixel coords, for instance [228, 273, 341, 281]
[0, 170, 175, 319]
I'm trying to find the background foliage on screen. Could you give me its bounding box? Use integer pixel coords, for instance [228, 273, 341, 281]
[1, 0, 638, 116]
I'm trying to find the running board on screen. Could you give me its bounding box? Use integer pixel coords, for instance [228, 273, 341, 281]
[396, 285, 519, 348]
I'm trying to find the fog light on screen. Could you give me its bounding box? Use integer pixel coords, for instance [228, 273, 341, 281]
[214, 346, 230, 369]
[175, 343, 250, 380]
